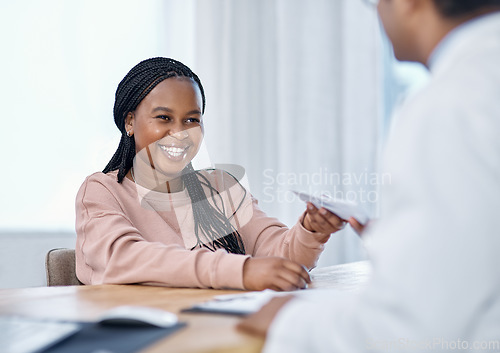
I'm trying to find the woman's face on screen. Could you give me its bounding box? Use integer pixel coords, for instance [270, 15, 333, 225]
[127, 76, 204, 181]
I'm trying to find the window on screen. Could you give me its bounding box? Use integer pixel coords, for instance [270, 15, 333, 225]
[0, 0, 194, 231]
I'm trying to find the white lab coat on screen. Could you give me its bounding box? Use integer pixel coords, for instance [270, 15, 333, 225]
[264, 12, 500, 353]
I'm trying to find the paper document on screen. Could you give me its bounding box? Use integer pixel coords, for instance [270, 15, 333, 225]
[293, 190, 369, 224]
[183, 262, 373, 316]
[183, 290, 288, 315]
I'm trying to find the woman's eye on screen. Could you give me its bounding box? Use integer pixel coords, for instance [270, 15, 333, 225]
[156, 115, 170, 121]
[185, 117, 201, 124]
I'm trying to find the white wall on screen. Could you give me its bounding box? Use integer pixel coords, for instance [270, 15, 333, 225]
[0, 0, 173, 231]
[0, 232, 76, 288]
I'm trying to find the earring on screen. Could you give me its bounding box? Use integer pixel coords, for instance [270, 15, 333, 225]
[126, 130, 132, 137]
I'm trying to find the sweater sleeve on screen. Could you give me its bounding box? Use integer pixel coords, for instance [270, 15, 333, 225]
[75, 174, 249, 289]
[241, 197, 330, 270]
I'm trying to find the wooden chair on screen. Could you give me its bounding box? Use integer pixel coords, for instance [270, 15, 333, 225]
[45, 248, 83, 286]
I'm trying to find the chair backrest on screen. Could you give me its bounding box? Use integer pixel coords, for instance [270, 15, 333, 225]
[45, 248, 83, 286]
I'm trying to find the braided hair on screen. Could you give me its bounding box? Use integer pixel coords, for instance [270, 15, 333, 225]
[103, 57, 246, 255]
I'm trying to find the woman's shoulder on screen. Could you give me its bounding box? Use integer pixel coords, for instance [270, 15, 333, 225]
[78, 170, 129, 199]
[83, 170, 121, 186]
[76, 170, 137, 218]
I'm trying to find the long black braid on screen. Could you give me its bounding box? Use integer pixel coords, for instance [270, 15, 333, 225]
[103, 57, 245, 255]
[182, 164, 246, 253]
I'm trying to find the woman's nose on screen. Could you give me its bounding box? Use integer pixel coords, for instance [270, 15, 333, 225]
[169, 128, 189, 140]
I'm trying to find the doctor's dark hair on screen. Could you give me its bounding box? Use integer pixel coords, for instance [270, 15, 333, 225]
[103, 57, 245, 255]
[432, 0, 500, 17]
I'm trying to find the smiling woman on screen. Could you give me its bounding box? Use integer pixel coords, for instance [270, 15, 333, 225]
[100, 58, 247, 256]
[75, 57, 347, 291]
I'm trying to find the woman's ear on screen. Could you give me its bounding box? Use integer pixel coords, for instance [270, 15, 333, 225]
[124, 112, 134, 136]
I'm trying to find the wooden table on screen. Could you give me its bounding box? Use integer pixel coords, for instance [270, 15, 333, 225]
[0, 261, 370, 353]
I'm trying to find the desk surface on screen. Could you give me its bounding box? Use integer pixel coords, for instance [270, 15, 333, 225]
[0, 261, 370, 353]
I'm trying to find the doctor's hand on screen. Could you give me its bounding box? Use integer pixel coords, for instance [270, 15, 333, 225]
[303, 202, 347, 234]
[237, 295, 294, 337]
[348, 217, 367, 236]
[242, 257, 311, 291]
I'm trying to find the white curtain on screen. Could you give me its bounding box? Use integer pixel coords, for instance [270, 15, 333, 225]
[192, 0, 383, 266]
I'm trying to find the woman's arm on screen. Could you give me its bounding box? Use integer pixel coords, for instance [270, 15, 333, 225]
[75, 173, 311, 291]
[240, 198, 330, 269]
[210, 169, 340, 270]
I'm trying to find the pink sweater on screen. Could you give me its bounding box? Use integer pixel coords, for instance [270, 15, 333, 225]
[75, 170, 329, 289]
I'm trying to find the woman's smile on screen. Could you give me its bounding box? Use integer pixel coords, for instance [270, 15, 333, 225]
[158, 143, 191, 162]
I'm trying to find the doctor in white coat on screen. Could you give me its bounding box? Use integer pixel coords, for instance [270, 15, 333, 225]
[238, 0, 500, 352]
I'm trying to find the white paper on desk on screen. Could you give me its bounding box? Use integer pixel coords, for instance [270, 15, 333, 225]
[189, 290, 288, 315]
[188, 285, 366, 315]
[292, 190, 369, 224]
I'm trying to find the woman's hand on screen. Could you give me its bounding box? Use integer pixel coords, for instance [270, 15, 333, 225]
[242, 257, 311, 291]
[302, 202, 346, 234]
